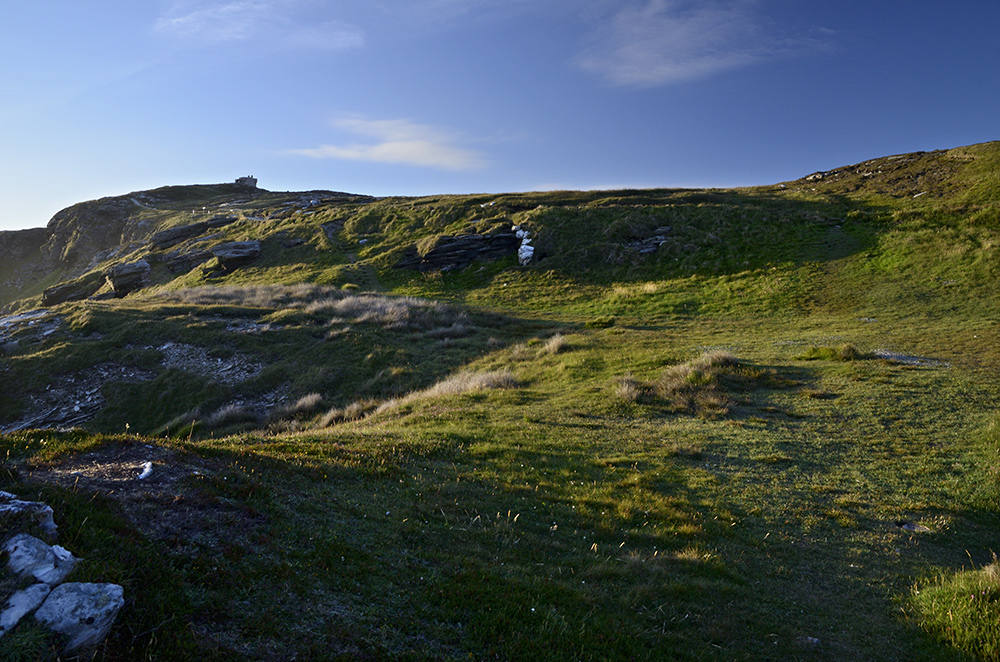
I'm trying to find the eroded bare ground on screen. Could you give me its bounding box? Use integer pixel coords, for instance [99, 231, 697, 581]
[23, 441, 266, 552]
[1, 363, 156, 433]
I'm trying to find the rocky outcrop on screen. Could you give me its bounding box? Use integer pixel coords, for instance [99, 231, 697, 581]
[105, 259, 151, 297]
[203, 240, 262, 274]
[396, 232, 519, 272]
[163, 248, 213, 274]
[0, 228, 55, 301]
[149, 216, 238, 250]
[1, 493, 124, 653]
[43, 197, 138, 270]
[41, 271, 106, 305]
[0, 228, 51, 263]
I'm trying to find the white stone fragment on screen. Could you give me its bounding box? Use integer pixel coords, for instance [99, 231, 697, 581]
[138, 461, 153, 480]
[512, 225, 535, 265]
[33, 583, 125, 653]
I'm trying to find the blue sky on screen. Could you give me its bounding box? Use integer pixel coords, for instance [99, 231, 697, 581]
[1, 1, 998, 231]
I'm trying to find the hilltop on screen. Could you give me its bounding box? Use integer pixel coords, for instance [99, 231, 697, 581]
[1, 142, 999, 660]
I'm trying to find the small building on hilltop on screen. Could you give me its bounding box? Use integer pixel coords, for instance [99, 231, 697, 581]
[235, 175, 258, 188]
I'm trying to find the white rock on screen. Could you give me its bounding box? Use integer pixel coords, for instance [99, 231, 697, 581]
[4, 533, 78, 585]
[138, 461, 153, 480]
[33, 583, 125, 653]
[0, 583, 51, 638]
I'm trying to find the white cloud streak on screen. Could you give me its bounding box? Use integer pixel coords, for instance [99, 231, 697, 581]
[576, 0, 824, 87]
[290, 118, 488, 171]
[154, 1, 364, 50]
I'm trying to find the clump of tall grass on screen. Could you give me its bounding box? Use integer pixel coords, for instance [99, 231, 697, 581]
[267, 393, 323, 423]
[412, 370, 518, 399]
[655, 350, 739, 416]
[911, 555, 1000, 659]
[615, 351, 781, 418]
[316, 370, 519, 427]
[154, 284, 335, 308]
[317, 398, 380, 427]
[206, 403, 259, 428]
[540, 333, 570, 355]
[152, 285, 470, 333]
[614, 374, 653, 402]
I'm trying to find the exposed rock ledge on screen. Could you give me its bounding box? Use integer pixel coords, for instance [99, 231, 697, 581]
[395, 232, 520, 272]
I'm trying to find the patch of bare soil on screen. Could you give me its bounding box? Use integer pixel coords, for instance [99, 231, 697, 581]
[24, 442, 266, 551]
[155, 342, 264, 385]
[1, 363, 156, 433]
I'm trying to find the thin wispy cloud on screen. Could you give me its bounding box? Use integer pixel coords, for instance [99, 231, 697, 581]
[290, 118, 488, 171]
[576, 0, 827, 87]
[154, 1, 364, 50]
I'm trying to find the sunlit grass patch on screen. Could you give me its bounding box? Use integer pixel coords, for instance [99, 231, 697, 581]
[911, 555, 1000, 660]
[795, 343, 867, 361]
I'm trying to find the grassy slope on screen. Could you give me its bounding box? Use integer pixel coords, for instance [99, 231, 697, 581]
[2, 141, 999, 660]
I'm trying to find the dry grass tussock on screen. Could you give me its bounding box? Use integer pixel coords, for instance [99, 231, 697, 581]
[155, 284, 335, 308]
[616, 351, 771, 418]
[540, 333, 570, 355]
[206, 403, 259, 428]
[154, 285, 470, 333]
[377, 370, 519, 414]
[267, 393, 323, 423]
[316, 370, 519, 428]
[306, 295, 466, 332]
[317, 398, 380, 428]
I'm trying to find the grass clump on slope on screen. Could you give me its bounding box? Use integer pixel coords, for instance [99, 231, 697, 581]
[615, 350, 786, 418]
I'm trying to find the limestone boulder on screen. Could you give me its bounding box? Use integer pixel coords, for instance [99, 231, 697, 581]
[105, 259, 151, 297]
[33, 583, 125, 653]
[40, 270, 106, 306]
[209, 240, 261, 271]
[4, 533, 78, 585]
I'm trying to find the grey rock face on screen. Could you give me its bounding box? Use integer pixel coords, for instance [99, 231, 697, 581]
[33, 583, 125, 652]
[163, 248, 213, 274]
[41, 278, 102, 305]
[396, 232, 519, 272]
[4, 533, 79, 585]
[208, 240, 262, 271]
[0, 494, 125, 651]
[105, 259, 151, 297]
[149, 216, 238, 249]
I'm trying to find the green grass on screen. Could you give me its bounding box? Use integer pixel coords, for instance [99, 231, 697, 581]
[2, 141, 1000, 659]
[911, 557, 1000, 660]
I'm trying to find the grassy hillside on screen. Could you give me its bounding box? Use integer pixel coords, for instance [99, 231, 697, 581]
[2, 141, 999, 660]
